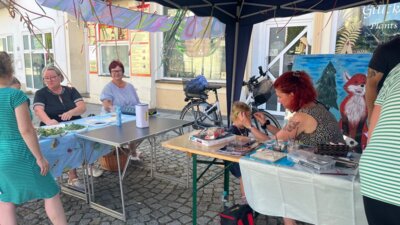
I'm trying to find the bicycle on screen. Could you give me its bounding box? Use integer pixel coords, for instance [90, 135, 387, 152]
[179, 67, 281, 133]
[242, 66, 282, 133]
[180, 81, 224, 131]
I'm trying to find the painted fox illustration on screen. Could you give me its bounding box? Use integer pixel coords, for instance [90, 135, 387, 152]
[339, 72, 368, 152]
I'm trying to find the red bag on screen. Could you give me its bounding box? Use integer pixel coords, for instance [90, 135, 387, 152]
[220, 204, 254, 225]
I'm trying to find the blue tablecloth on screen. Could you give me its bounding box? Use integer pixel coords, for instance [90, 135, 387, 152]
[39, 114, 135, 177]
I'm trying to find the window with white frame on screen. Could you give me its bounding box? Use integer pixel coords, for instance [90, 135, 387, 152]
[0, 35, 14, 60]
[99, 44, 130, 75]
[0, 36, 15, 80]
[23, 32, 54, 90]
[162, 8, 226, 81]
[252, 14, 313, 116]
[97, 24, 130, 76]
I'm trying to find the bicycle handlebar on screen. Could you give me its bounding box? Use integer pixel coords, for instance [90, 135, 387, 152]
[258, 66, 267, 77]
[242, 66, 268, 87]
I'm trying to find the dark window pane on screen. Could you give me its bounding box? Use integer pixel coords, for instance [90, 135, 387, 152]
[46, 53, 54, 64]
[25, 53, 33, 88]
[32, 53, 45, 89]
[100, 45, 130, 75]
[25, 75, 33, 88]
[23, 35, 30, 50]
[45, 33, 52, 49]
[269, 27, 286, 57]
[7, 36, 13, 51]
[266, 90, 278, 111]
[31, 34, 43, 50]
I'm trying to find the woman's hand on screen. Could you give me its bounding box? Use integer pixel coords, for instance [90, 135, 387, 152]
[237, 135, 250, 142]
[36, 157, 50, 176]
[46, 119, 59, 125]
[59, 111, 73, 121]
[102, 100, 113, 113]
[253, 112, 266, 124]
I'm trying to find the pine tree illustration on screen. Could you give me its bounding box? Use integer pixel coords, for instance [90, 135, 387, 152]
[316, 62, 339, 110]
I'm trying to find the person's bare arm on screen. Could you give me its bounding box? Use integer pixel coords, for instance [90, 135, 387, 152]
[265, 124, 279, 135]
[102, 99, 113, 113]
[59, 100, 86, 121]
[367, 104, 381, 144]
[241, 112, 270, 141]
[16, 102, 49, 175]
[275, 113, 309, 141]
[246, 126, 270, 141]
[253, 112, 279, 135]
[366, 68, 383, 124]
[275, 119, 300, 141]
[34, 105, 58, 125]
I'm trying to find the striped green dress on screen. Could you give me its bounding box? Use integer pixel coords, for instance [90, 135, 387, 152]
[359, 63, 400, 207]
[0, 88, 59, 204]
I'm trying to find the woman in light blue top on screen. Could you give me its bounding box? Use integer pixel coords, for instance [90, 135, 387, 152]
[100, 60, 140, 113]
[100, 60, 142, 160]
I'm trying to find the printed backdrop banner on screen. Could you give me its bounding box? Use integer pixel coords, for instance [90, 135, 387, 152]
[37, 0, 225, 40]
[335, 2, 400, 54]
[293, 54, 372, 152]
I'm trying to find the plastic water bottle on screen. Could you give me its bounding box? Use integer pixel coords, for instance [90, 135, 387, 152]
[116, 106, 122, 127]
[221, 191, 231, 209]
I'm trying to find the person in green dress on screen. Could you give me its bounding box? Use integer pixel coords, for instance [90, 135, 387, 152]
[0, 52, 67, 225]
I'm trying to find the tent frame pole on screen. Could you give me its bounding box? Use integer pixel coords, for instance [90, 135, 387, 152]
[230, 11, 240, 125]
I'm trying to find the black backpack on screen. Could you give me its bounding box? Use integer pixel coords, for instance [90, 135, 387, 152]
[220, 204, 254, 225]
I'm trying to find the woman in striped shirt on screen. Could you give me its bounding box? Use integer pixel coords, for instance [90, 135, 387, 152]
[360, 63, 400, 225]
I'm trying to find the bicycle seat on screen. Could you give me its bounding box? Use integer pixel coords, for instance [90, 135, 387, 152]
[205, 84, 222, 91]
[184, 92, 208, 101]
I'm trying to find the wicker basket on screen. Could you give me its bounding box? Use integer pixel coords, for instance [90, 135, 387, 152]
[253, 79, 273, 106]
[99, 150, 128, 172]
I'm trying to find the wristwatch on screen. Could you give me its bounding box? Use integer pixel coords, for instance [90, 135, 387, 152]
[261, 120, 270, 130]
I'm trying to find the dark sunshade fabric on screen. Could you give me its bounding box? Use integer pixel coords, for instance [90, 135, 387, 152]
[145, 0, 400, 121]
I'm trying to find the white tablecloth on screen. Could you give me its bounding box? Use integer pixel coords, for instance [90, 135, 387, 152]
[239, 157, 368, 225]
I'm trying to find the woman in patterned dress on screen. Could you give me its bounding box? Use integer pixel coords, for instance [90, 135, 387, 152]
[0, 52, 67, 224]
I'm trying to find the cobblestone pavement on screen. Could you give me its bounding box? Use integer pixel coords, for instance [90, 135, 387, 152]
[17, 102, 311, 225]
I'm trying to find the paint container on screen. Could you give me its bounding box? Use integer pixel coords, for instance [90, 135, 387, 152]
[135, 103, 149, 128]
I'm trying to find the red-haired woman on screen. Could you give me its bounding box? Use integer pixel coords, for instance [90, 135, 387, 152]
[242, 71, 344, 225]
[245, 70, 343, 145]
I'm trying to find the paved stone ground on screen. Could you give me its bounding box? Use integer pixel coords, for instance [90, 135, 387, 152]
[17, 102, 312, 225]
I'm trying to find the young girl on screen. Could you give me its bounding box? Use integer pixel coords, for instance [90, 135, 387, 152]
[227, 101, 267, 203]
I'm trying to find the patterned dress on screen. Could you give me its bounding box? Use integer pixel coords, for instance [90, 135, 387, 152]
[0, 88, 59, 204]
[296, 103, 344, 146]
